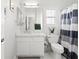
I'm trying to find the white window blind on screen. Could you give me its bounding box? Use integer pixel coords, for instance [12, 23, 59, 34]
[46, 10, 56, 24]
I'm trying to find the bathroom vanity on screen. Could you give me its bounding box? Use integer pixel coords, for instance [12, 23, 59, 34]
[16, 33, 45, 57]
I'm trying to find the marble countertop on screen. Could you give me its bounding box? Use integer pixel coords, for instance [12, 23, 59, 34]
[16, 33, 46, 37]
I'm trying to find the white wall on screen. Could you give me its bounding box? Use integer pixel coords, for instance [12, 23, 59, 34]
[16, 6, 60, 34]
[16, 0, 78, 35]
[16, 0, 64, 35]
[16, 7, 63, 35]
[1, 0, 17, 59]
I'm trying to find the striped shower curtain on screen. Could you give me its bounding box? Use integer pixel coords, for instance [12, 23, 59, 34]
[59, 3, 78, 59]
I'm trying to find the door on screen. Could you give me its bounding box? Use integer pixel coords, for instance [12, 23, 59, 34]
[1, 0, 7, 58]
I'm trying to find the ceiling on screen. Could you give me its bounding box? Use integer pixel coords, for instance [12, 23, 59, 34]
[22, 0, 78, 9]
[40, 0, 78, 9]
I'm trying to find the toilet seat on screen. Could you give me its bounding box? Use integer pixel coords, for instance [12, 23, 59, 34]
[51, 43, 64, 53]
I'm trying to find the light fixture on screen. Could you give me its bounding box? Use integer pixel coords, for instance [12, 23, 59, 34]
[24, 2, 39, 8]
[25, 2, 38, 6]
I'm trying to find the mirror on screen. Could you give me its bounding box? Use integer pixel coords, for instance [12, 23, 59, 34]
[17, 7, 43, 32]
[23, 8, 43, 32]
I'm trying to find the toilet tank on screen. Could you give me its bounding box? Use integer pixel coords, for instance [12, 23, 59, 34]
[47, 34, 59, 43]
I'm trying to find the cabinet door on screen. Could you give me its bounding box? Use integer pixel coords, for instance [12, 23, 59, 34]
[17, 37, 44, 56]
[30, 38, 44, 56]
[17, 38, 30, 56]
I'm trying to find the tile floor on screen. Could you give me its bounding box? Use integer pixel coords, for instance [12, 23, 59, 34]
[18, 45, 66, 59]
[41, 52, 66, 59]
[43, 41, 66, 59]
[17, 52, 66, 59]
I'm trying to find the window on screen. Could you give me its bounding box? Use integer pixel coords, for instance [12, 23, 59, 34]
[46, 10, 56, 24]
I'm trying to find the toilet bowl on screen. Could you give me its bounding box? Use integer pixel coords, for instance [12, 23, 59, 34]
[51, 43, 64, 59]
[51, 43, 64, 53]
[47, 34, 64, 59]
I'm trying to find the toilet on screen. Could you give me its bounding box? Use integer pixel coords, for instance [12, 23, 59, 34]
[47, 34, 64, 59]
[51, 43, 64, 59]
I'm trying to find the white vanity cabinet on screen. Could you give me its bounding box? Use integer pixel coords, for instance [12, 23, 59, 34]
[16, 33, 45, 57]
[17, 37, 30, 56]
